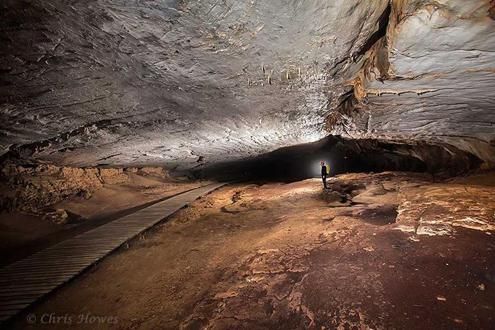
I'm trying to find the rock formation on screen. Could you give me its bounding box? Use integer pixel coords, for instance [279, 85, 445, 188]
[0, 0, 494, 170]
[0, 162, 168, 213]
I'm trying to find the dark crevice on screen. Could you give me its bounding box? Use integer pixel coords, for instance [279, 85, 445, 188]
[489, 0, 495, 20]
[326, 3, 392, 133]
[356, 2, 391, 57]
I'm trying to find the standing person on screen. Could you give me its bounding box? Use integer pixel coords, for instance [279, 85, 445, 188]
[321, 161, 328, 189]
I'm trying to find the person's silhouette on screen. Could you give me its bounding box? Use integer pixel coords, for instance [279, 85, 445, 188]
[321, 161, 328, 189]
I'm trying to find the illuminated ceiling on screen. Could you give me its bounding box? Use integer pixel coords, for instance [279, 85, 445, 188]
[1, 0, 494, 168]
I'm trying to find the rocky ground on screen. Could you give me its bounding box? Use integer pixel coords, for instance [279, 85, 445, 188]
[10, 171, 495, 329]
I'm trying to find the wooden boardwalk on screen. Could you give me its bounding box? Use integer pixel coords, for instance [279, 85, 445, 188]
[0, 182, 226, 324]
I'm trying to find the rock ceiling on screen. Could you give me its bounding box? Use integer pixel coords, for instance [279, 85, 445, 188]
[0, 0, 494, 169]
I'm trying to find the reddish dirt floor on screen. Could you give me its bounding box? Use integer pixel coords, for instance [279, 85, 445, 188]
[9, 172, 495, 329]
[0, 172, 203, 267]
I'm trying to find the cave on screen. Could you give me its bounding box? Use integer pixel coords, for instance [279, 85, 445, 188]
[0, 0, 494, 329]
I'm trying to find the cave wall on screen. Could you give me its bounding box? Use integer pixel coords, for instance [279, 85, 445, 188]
[334, 0, 495, 165]
[0, 0, 494, 170]
[0, 161, 169, 214]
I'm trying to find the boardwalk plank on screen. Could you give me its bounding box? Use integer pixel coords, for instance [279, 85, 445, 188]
[0, 183, 225, 325]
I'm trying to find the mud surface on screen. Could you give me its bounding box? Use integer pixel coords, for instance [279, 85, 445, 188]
[11, 172, 495, 329]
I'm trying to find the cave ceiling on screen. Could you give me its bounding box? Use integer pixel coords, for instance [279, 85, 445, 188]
[0, 0, 494, 169]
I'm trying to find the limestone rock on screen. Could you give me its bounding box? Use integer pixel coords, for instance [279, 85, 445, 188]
[98, 168, 129, 185]
[0, 0, 491, 170]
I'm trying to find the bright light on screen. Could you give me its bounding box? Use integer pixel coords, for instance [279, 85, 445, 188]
[312, 158, 332, 178]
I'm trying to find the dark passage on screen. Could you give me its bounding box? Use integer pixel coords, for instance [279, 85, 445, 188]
[196, 136, 482, 182]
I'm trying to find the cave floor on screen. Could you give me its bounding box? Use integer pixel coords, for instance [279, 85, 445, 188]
[0, 172, 203, 267]
[13, 172, 495, 329]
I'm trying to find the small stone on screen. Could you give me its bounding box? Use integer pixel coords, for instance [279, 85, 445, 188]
[436, 296, 447, 302]
[43, 209, 69, 225]
[82, 190, 92, 199]
[477, 284, 485, 291]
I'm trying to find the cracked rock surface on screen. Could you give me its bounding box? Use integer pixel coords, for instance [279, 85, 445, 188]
[17, 172, 495, 329]
[1, 0, 493, 169]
